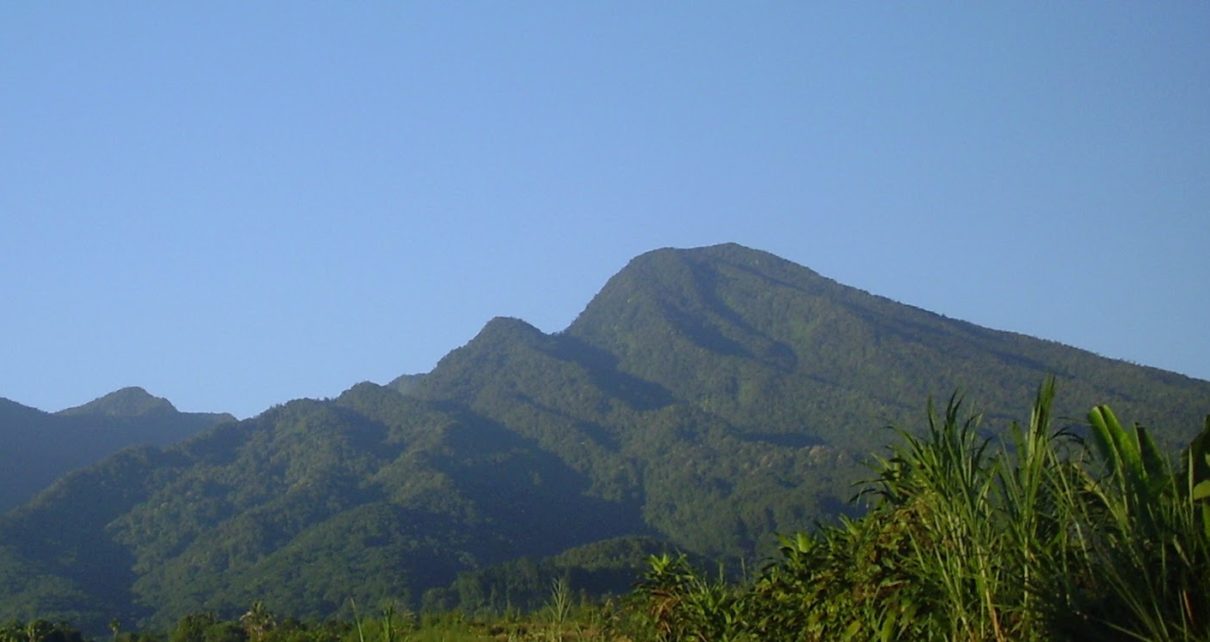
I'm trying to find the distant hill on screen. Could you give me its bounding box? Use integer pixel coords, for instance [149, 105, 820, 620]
[0, 243, 1206, 632]
[57, 386, 180, 418]
[0, 387, 233, 513]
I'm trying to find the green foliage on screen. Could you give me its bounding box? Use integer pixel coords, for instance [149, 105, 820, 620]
[0, 620, 85, 642]
[238, 602, 275, 642]
[750, 516, 933, 640]
[1188, 418, 1210, 539]
[3, 244, 1210, 630]
[421, 537, 681, 615]
[633, 554, 748, 642]
[630, 380, 1210, 641]
[1072, 406, 1210, 640]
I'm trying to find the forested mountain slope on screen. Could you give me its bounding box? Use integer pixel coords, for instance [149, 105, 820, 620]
[566, 244, 1205, 447]
[0, 387, 233, 513]
[1, 243, 1206, 632]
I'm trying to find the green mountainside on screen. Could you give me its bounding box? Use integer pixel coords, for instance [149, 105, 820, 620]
[0, 243, 1206, 632]
[0, 387, 234, 513]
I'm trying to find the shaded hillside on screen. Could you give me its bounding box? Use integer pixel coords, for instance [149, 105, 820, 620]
[0, 386, 648, 631]
[0, 388, 234, 513]
[0, 243, 1206, 632]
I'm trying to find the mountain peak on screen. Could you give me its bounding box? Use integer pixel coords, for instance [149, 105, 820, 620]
[57, 386, 177, 418]
[566, 242, 831, 347]
[424, 316, 547, 377]
[475, 316, 546, 343]
[627, 243, 821, 278]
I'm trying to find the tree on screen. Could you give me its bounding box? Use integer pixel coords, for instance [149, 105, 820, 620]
[239, 602, 275, 642]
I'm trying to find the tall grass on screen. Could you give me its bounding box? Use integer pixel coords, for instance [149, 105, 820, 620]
[638, 378, 1210, 641]
[873, 393, 1007, 640]
[1070, 408, 1210, 640]
[855, 378, 1208, 640]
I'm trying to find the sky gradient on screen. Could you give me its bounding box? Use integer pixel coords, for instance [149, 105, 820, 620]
[3, 4, 1208, 418]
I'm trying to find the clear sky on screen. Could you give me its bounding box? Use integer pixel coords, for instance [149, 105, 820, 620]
[2, 4, 1207, 419]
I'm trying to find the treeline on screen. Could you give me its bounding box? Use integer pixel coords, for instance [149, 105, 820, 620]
[0, 593, 653, 642]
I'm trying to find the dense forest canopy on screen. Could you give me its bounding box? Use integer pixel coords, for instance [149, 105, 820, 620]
[1, 244, 1206, 633]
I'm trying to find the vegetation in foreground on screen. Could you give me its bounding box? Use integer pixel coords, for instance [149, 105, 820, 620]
[633, 379, 1210, 641]
[5, 379, 1208, 641]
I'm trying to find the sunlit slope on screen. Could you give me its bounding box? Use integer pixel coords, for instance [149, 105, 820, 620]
[1, 243, 1206, 631]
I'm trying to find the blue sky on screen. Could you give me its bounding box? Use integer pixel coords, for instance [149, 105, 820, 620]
[2, 4, 1207, 418]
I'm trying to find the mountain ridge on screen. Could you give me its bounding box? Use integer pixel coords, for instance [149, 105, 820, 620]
[0, 242, 1206, 631]
[0, 389, 234, 514]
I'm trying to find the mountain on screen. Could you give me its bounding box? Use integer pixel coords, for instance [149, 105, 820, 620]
[0, 388, 234, 513]
[57, 387, 180, 418]
[1, 243, 1206, 632]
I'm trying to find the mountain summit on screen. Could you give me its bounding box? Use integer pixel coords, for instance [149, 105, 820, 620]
[568, 244, 1205, 446]
[1, 243, 1206, 631]
[57, 386, 177, 418]
[0, 389, 233, 514]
